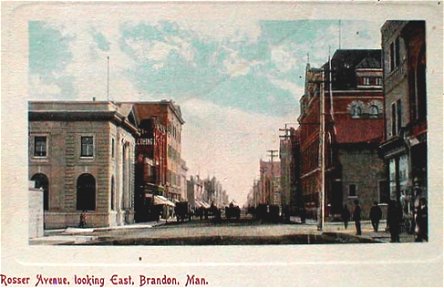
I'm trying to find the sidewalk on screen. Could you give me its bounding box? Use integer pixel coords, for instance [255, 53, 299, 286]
[29, 219, 170, 245]
[320, 220, 415, 243]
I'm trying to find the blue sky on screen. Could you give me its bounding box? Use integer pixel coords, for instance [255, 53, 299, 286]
[29, 19, 381, 204]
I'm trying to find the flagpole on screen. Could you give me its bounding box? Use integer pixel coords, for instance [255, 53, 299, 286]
[107, 56, 110, 101]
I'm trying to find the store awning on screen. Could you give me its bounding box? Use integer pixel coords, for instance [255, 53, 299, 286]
[153, 195, 176, 207]
[195, 200, 211, 209]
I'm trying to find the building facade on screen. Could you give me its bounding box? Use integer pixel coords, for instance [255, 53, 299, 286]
[279, 127, 302, 218]
[258, 160, 281, 206]
[29, 101, 138, 228]
[133, 101, 185, 202]
[379, 21, 427, 220]
[298, 49, 386, 219]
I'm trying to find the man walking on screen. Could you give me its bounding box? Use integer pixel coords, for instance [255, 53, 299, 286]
[370, 201, 383, 232]
[341, 204, 351, 230]
[387, 200, 403, 242]
[353, 200, 362, 235]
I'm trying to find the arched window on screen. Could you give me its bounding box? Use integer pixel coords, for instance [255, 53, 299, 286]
[31, 173, 49, 211]
[351, 105, 362, 118]
[369, 105, 379, 117]
[76, 173, 96, 211]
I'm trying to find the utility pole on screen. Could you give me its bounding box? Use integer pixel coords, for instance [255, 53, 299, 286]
[279, 123, 298, 216]
[267, 150, 278, 205]
[318, 69, 326, 231]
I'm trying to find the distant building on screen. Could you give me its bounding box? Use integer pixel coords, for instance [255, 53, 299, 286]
[29, 101, 139, 228]
[379, 21, 427, 217]
[258, 160, 281, 206]
[298, 49, 386, 219]
[279, 127, 302, 218]
[179, 159, 188, 201]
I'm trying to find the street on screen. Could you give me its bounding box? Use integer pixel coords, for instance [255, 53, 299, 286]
[31, 212, 415, 245]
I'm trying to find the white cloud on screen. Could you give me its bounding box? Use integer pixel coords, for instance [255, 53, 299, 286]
[29, 75, 61, 98]
[32, 21, 155, 101]
[221, 47, 262, 78]
[178, 20, 261, 43]
[124, 35, 196, 69]
[270, 44, 299, 72]
[181, 98, 297, 204]
[268, 77, 304, 102]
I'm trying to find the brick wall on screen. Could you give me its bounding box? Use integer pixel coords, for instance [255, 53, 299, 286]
[339, 146, 385, 218]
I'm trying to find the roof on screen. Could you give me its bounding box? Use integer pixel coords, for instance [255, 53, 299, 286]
[130, 101, 185, 124]
[356, 56, 381, 69]
[334, 117, 383, 144]
[28, 101, 139, 134]
[323, 49, 382, 90]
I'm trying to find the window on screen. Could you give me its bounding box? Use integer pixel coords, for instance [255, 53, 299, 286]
[369, 105, 379, 117]
[111, 176, 115, 210]
[111, 138, 115, 158]
[81, 136, 94, 157]
[390, 42, 395, 71]
[391, 103, 397, 136]
[389, 38, 401, 72]
[351, 105, 362, 118]
[396, 99, 402, 134]
[379, 181, 389, 204]
[363, 77, 370, 85]
[376, 77, 382, 86]
[34, 136, 47, 157]
[349, 184, 357, 197]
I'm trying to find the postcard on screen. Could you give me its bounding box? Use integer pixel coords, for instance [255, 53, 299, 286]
[1, 1, 443, 287]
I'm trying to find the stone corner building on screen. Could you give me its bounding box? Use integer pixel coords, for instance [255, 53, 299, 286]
[29, 101, 139, 228]
[379, 21, 427, 214]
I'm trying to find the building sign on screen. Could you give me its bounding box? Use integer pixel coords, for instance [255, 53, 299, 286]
[136, 138, 154, 145]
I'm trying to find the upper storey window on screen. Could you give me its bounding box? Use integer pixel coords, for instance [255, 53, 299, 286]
[389, 38, 401, 72]
[34, 136, 47, 157]
[369, 105, 379, 118]
[351, 105, 362, 118]
[81, 136, 94, 157]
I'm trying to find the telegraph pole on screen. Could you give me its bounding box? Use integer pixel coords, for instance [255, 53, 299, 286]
[279, 123, 298, 215]
[267, 150, 278, 205]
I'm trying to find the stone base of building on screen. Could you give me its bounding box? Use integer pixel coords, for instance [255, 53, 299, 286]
[44, 210, 133, 229]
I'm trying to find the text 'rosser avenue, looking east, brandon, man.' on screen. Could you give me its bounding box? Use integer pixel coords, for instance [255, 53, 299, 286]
[0, 274, 209, 287]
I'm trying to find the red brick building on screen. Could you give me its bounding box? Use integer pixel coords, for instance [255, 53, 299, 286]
[131, 101, 185, 221]
[298, 49, 386, 219]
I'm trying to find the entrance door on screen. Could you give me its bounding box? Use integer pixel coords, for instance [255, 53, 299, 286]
[77, 173, 96, 211]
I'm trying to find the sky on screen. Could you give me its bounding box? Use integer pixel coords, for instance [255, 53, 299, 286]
[29, 18, 382, 205]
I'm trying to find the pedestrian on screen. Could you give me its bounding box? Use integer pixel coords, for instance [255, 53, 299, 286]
[353, 200, 361, 235]
[79, 210, 87, 228]
[387, 200, 402, 242]
[369, 201, 383, 232]
[412, 187, 423, 234]
[415, 197, 428, 242]
[341, 204, 351, 230]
